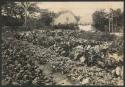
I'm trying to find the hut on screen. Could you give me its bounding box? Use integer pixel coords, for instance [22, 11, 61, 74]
[53, 10, 77, 25]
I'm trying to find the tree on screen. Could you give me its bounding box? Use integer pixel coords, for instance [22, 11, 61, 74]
[92, 8, 123, 32]
[114, 9, 123, 32]
[17, 2, 38, 29]
[108, 8, 123, 32]
[75, 16, 80, 24]
[37, 10, 56, 27]
[2, 2, 39, 28]
[92, 9, 108, 32]
[1, 2, 25, 26]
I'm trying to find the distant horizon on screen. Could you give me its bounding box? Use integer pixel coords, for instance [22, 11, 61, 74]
[37, 2, 123, 24]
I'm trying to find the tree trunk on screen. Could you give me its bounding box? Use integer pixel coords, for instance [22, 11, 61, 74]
[112, 16, 113, 33]
[109, 18, 110, 33]
[24, 8, 27, 27]
[116, 17, 118, 32]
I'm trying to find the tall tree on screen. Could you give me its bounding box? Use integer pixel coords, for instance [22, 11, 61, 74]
[92, 8, 123, 32]
[18, 2, 35, 28]
[92, 9, 108, 32]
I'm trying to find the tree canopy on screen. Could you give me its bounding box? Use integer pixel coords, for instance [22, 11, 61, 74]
[1, 2, 40, 27]
[92, 8, 123, 32]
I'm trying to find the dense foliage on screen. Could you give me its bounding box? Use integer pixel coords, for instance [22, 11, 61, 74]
[92, 9, 123, 32]
[2, 29, 123, 86]
[1, 2, 40, 27]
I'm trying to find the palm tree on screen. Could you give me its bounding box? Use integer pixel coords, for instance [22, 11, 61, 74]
[21, 2, 31, 28]
[17, 2, 37, 29]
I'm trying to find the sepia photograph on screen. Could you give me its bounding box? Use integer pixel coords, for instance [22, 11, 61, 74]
[1, 1, 124, 86]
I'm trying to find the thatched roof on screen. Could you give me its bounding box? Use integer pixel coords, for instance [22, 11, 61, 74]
[53, 11, 77, 25]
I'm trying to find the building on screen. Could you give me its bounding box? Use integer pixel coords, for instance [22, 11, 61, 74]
[53, 10, 77, 25]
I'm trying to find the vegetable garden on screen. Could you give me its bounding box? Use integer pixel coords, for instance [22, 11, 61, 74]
[2, 29, 123, 86]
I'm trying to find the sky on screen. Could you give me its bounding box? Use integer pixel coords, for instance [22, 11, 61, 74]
[37, 2, 123, 23]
